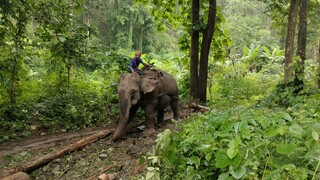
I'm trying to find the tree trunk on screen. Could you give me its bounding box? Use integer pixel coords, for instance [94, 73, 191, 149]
[67, 64, 71, 92]
[198, 0, 217, 103]
[318, 41, 320, 88]
[313, 43, 319, 63]
[138, 33, 143, 52]
[9, 6, 25, 105]
[10, 59, 17, 104]
[284, 0, 299, 82]
[128, 20, 133, 50]
[190, 0, 200, 99]
[294, 0, 308, 92]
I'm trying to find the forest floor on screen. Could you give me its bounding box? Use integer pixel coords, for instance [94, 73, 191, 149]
[0, 105, 198, 179]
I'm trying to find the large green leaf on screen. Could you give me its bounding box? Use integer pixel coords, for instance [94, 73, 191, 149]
[276, 143, 297, 155]
[288, 124, 304, 139]
[280, 112, 293, 122]
[227, 147, 238, 159]
[230, 165, 246, 179]
[215, 150, 230, 168]
[264, 126, 279, 138]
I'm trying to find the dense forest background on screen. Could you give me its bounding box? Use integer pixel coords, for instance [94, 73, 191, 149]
[1, 0, 320, 179]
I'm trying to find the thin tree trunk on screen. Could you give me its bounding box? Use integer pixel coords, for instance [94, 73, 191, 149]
[67, 64, 71, 92]
[190, 0, 200, 99]
[284, 0, 299, 82]
[138, 33, 143, 52]
[318, 41, 320, 88]
[115, 0, 119, 12]
[198, 0, 217, 103]
[313, 43, 319, 63]
[128, 20, 133, 50]
[10, 59, 17, 104]
[294, 0, 308, 92]
[10, 6, 25, 104]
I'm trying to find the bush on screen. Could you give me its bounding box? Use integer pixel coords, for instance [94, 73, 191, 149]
[145, 103, 320, 179]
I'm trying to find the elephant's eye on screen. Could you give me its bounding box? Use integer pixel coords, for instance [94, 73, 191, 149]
[131, 90, 137, 97]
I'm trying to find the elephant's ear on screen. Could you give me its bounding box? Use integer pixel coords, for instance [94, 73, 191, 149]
[141, 78, 158, 94]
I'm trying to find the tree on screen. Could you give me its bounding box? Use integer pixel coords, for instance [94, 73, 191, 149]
[0, 0, 29, 105]
[284, 0, 299, 82]
[190, 0, 200, 99]
[197, 0, 217, 102]
[293, 0, 308, 91]
[318, 41, 320, 88]
[137, 0, 223, 103]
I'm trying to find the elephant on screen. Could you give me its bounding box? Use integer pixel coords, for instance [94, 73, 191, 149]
[112, 68, 179, 141]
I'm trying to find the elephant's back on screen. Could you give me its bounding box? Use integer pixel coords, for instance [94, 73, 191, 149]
[158, 70, 179, 96]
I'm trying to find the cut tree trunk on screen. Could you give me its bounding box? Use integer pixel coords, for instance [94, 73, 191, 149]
[0, 129, 113, 178]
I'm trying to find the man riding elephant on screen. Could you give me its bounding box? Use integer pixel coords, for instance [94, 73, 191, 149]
[128, 50, 147, 76]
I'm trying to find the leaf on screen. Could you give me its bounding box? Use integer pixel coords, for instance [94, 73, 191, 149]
[262, 45, 271, 57]
[229, 154, 241, 169]
[218, 173, 232, 180]
[193, 23, 202, 31]
[188, 156, 201, 169]
[243, 47, 250, 56]
[228, 137, 241, 148]
[264, 126, 279, 138]
[146, 171, 155, 180]
[215, 150, 230, 168]
[227, 147, 238, 159]
[312, 131, 319, 141]
[280, 112, 292, 121]
[58, 37, 66, 42]
[166, 150, 176, 164]
[205, 153, 212, 161]
[276, 143, 297, 155]
[230, 165, 246, 179]
[277, 125, 288, 136]
[155, 129, 171, 150]
[288, 124, 304, 139]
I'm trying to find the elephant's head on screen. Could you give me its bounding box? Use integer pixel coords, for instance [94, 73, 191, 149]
[112, 73, 158, 141]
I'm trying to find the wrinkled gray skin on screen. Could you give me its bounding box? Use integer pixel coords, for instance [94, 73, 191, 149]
[112, 71, 179, 141]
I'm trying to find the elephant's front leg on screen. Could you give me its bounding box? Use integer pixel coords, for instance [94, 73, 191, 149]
[128, 105, 139, 123]
[144, 102, 157, 136]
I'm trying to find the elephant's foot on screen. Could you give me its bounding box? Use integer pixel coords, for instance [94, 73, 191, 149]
[143, 128, 156, 137]
[156, 121, 165, 128]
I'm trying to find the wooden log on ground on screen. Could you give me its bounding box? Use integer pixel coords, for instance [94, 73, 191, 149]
[0, 129, 113, 178]
[2, 172, 30, 180]
[188, 102, 210, 112]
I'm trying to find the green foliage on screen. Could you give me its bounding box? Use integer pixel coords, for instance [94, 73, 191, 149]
[146, 103, 320, 179]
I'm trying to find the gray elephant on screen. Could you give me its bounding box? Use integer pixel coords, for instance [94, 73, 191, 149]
[112, 68, 179, 141]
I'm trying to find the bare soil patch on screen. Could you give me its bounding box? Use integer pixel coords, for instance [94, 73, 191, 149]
[0, 106, 195, 179]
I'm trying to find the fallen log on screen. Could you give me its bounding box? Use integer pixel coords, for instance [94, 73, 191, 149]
[0, 129, 113, 178]
[2, 172, 30, 180]
[188, 102, 210, 112]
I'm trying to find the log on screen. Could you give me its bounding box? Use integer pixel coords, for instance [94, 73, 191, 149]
[188, 102, 210, 112]
[0, 129, 113, 178]
[2, 172, 30, 180]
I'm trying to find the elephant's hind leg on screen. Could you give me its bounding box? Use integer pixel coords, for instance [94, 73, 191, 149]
[157, 109, 165, 125]
[170, 97, 179, 119]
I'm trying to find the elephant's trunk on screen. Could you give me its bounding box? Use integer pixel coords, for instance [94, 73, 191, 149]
[112, 94, 130, 141]
[112, 115, 129, 141]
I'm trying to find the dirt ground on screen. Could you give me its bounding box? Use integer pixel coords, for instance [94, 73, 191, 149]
[0, 106, 195, 179]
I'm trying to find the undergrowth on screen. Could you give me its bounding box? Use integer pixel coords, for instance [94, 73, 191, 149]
[142, 89, 320, 179]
